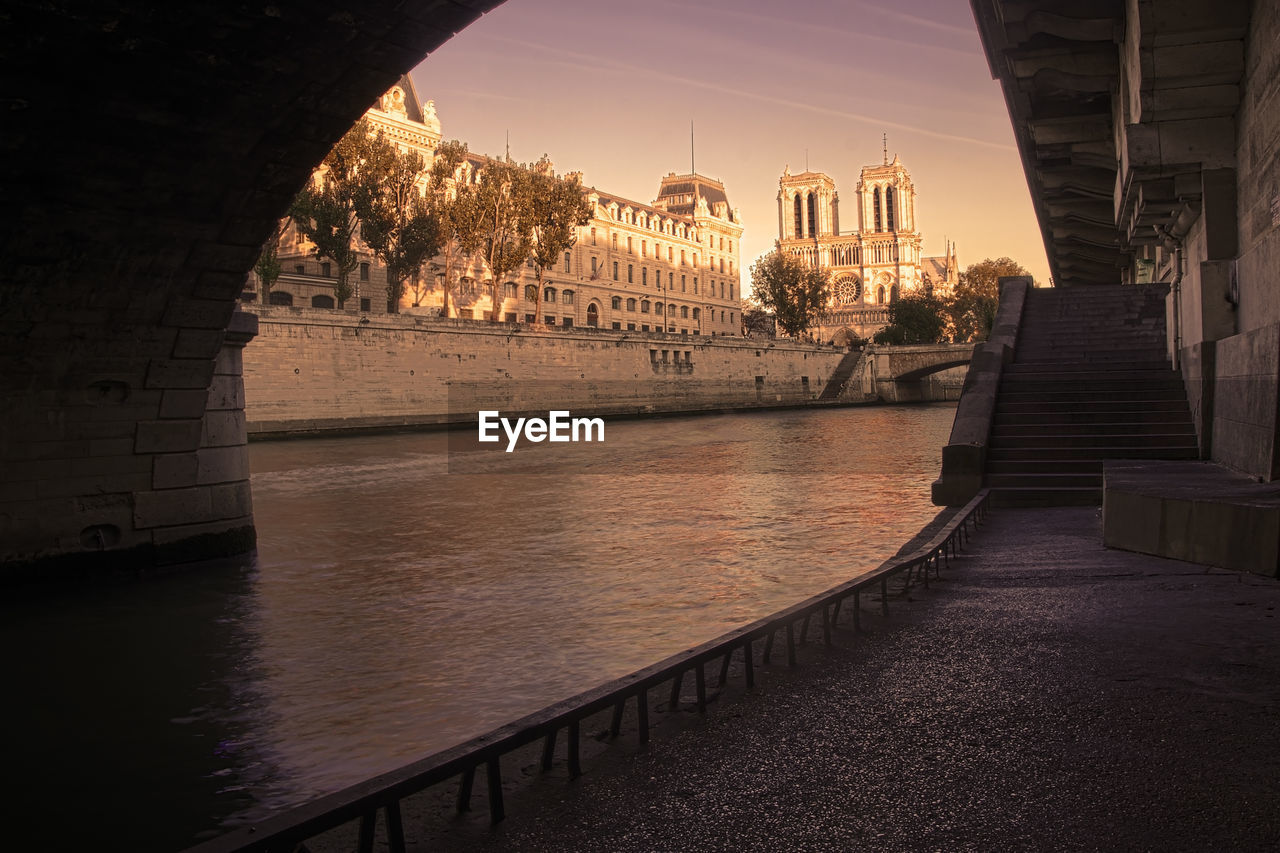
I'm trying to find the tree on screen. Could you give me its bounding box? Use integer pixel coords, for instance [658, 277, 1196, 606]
[741, 304, 775, 338]
[289, 118, 382, 309]
[873, 293, 948, 345]
[426, 140, 485, 318]
[253, 218, 288, 301]
[471, 156, 535, 322]
[748, 251, 831, 337]
[353, 131, 439, 314]
[526, 157, 592, 325]
[947, 256, 1029, 342]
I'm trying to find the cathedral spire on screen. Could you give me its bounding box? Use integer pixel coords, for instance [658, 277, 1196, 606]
[882, 133, 888, 165]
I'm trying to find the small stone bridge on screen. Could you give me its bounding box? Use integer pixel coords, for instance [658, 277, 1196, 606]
[821, 343, 976, 403]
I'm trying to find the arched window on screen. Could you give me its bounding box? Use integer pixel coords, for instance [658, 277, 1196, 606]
[807, 192, 816, 237]
[793, 194, 802, 237]
[655, 302, 664, 315]
[890, 284, 899, 303]
[586, 303, 599, 327]
[681, 305, 689, 318]
[525, 284, 537, 302]
[641, 300, 651, 313]
[268, 291, 293, 306]
[627, 298, 637, 311]
[873, 187, 882, 232]
[563, 289, 574, 305]
[310, 294, 334, 308]
[886, 187, 895, 231]
[544, 287, 556, 303]
[611, 296, 621, 310]
[877, 285, 886, 304]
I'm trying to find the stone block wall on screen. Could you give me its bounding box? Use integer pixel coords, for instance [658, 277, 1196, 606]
[1211, 322, 1280, 480]
[241, 307, 851, 434]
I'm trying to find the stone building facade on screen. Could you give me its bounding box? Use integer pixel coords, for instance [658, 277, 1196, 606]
[776, 150, 958, 341]
[259, 76, 744, 336]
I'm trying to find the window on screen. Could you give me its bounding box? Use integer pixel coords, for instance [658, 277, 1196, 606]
[681, 305, 689, 318]
[627, 236, 633, 253]
[668, 246, 673, 262]
[269, 291, 293, 306]
[642, 268, 648, 286]
[720, 282, 725, 298]
[693, 308, 701, 320]
[627, 264, 634, 283]
[627, 323, 636, 330]
[642, 324, 650, 331]
[505, 282, 517, 298]
[681, 249, 686, 266]
[655, 302, 664, 315]
[563, 290, 574, 305]
[612, 321, 622, 329]
[627, 298, 637, 311]
[694, 277, 698, 293]
[641, 300, 651, 313]
[505, 312, 517, 323]
[730, 312, 735, 324]
[591, 257, 598, 276]
[525, 313, 536, 323]
[719, 236, 724, 250]
[720, 259, 725, 273]
[611, 296, 622, 310]
[729, 240, 733, 253]
[311, 294, 334, 308]
[544, 287, 556, 303]
[525, 284, 537, 301]
[612, 233, 618, 250]
[669, 272, 674, 288]
[806, 194, 816, 237]
[693, 253, 698, 268]
[360, 263, 370, 281]
[320, 262, 331, 277]
[294, 264, 304, 274]
[563, 317, 573, 327]
[873, 187, 882, 232]
[793, 194, 802, 235]
[642, 240, 647, 257]
[681, 275, 686, 292]
[613, 261, 619, 281]
[360, 297, 371, 312]
[886, 187, 895, 231]
[591, 227, 597, 245]
[564, 251, 571, 272]
[729, 284, 734, 300]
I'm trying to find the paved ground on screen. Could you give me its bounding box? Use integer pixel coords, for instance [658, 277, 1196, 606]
[401, 506, 1280, 852]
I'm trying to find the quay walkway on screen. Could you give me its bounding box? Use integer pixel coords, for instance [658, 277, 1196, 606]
[412, 506, 1280, 851]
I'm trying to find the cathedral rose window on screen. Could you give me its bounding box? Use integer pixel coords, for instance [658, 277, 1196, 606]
[833, 276, 862, 304]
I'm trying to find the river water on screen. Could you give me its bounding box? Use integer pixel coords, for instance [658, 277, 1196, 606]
[3, 403, 955, 849]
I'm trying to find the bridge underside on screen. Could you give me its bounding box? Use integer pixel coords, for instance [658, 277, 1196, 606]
[0, 1, 503, 576]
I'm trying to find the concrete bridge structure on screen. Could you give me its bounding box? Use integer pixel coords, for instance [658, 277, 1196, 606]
[0, 1, 504, 575]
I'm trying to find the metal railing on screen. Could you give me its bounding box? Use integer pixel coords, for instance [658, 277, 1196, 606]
[188, 488, 992, 853]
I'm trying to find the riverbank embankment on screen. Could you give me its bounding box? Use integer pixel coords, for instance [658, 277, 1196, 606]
[239, 306, 966, 436]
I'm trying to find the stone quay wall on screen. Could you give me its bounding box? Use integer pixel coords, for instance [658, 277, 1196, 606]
[241, 307, 861, 435]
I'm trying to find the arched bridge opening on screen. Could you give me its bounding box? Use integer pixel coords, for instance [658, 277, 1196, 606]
[1, 1, 506, 575]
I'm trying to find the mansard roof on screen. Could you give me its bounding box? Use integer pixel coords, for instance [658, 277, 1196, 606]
[654, 172, 731, 216]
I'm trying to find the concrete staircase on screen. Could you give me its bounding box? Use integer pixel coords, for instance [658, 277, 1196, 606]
[986, 284, 1199, 506]
[818, 349, 864, 401]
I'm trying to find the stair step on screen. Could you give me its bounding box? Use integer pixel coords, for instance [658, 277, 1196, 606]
[991, 422, 1196, 437]
[987, 459, 1109, 474]
[989, 486, 1103, 507]
[996, 399, 1190, 414]
[994, 410, 1192, 426]
[997, 389, 1189, 403]
[1004, 360, 1172, 374]
[990, 433, 1198, 448]
[986, 472, 1102, 488]
[987, 445, 1200, 461]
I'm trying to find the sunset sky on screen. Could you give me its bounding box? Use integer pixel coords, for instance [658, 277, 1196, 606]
[412, 0, 1051, 289]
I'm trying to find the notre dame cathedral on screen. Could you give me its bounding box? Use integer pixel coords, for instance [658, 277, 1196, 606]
[776, 143, 958, 342]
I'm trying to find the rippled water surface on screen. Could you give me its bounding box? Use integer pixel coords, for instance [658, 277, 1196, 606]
[3, 403, 954, 849]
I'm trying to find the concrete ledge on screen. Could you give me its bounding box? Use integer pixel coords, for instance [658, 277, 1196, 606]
[932, 278, 1028, 506]
[1103, 460, 1280, 576]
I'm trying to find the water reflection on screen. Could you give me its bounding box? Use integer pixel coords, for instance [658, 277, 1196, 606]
[1, 403, 955, 849]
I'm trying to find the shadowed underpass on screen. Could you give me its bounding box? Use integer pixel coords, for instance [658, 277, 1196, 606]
[386, 507, 1280, 852]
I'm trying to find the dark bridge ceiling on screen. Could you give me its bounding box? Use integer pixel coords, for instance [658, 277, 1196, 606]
[0, 0, 504, 317]
[970, 1, 1127, 286]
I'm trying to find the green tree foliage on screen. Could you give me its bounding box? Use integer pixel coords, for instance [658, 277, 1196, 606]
[748, 251, 831, 338]
[741, 304, 776, 338]
[253, 219, 286, 300]
[353, 131, 439, 314]
[426, 140, 485, 318]
[527, 158, 593, 324]
[947, 256, 1029, 342]
[473, 157, 535, 321]
[289, 118, 380, 309]
[873, 293, 948, 345]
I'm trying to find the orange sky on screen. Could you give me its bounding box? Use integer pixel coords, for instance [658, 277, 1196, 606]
[413, 0, 1052, 290]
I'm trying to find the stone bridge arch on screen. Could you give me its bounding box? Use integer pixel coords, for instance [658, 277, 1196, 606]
[868, 344, 976, 402]
[1, 1, 506, 575]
